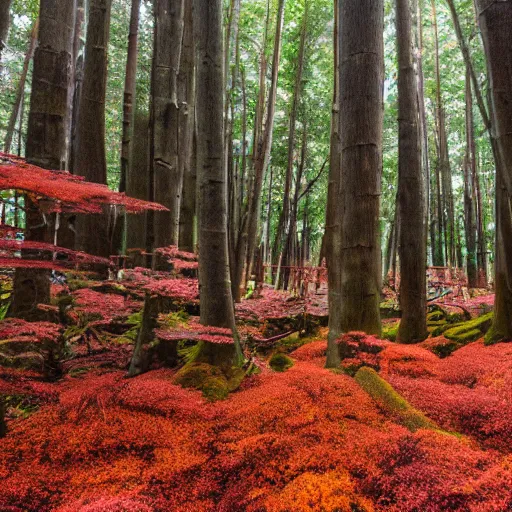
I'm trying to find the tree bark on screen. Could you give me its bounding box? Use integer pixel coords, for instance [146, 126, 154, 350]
[475, 0, 512, 341]
[74, 0, 113, 258]
[464, 69, 478, 288]
[325, 0, 341, 367]
[0, 0, 12, 64]
[126, 112, 150, 251]
[178, 0, 196, 253]
[9, 0, 74, 320]
[151, 0, 185, 249]
[119, 0, 141, 194]
[193, 0, 243, 365]
[328, 0, 384, 353]
[396, 0, 428, 344]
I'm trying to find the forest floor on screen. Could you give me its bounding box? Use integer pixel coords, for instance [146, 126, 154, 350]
[0, 255, 511, 512]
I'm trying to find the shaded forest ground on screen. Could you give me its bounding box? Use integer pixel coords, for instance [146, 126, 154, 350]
[0, 255, 510, 512]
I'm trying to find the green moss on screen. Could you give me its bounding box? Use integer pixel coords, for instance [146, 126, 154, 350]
[427, 311, 445, 322]
[174, 363, 229, 401]
[269, 352, 294, 372]
[354, 367, 438, 432]
[382, 321, 400, 341]
[443, 312, 493, 343]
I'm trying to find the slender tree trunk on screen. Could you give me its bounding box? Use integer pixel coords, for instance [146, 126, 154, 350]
[150, 0, 185, 249]
[244, 0, 285, 286]
[464, 69, 478, 288]
[75, 0, 113, 258]
[0, 0, 12, 64]
[4, 18, 38, 154]
[119, 0, 141, 194]
[327, 0, 384, 365]
[431, 0, 455, 267]
[9, 0, 74, 320]
[396, 0, 427, 343]
[193, 0, 242, 365]
[325, 0, 342, 367]
[475, 0, 512, 341]
[274, 3, 307, 261]
[178, 0, 196, 253]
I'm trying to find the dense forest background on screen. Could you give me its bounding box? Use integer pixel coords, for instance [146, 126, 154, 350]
[0, 0, 496, 272]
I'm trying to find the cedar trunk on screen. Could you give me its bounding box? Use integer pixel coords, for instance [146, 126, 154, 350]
[151, 0, 185, 249]
[177, 0, 196, 253]
[476, 0, 512, 341]
[74, 0, 113, 258]
[0, 0, 12, 63]
[9, 0, 74, 320]
[329, 0, 384, 345]
[193, 0, 242, 365]
[396, 0, 428, 344]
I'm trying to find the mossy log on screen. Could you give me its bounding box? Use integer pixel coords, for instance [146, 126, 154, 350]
[355, 367, 438, 432]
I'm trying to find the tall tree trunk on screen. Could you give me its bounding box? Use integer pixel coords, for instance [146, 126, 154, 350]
[75, 0, 113, 258]
[0, 0, 12, 64]
[325, 0, 342, 367]
[119, 0, 141, 194]
[396, 0, 427, 344]
[151, 0, 185, 249]
[431, 0, 455, 267]
[4, 18, 38, 153]
[193, 0, 242, 365]
[475, 0, 512, 341]
[273, 3, 308, 261]
[327, 0, 384, 365]
[126, 113, 150, 251]
[244, 0, 285, 286]
[464, 69, 478, 288]
[178, 0, 196, 253]
[9, 0, 74, 320]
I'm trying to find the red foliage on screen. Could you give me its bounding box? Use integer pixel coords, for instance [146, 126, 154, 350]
[0, 239, 111, 266]
[143, 278, 199, 303]
[72, 289, 141, 323]
[2, 336, 512, 511]
[155, 316, 233, 345]
[0, 318, 61, 345]
[154, 245, 197, 262]
[0, 152, 168, 214]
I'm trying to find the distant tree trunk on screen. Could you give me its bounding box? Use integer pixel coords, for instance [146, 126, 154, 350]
[475, 0, 512, 341]
[178, 0, 196, 253]
[396, 0, 427, 344]
[464, 70, 478, 288]
[74, 0, 113, 258]
[9, 0, 74, 320]
[4, 18, 38, 154]
[325, 0, 341, 367]
[193, 0, 243, 365]
[151, 0, 185, 249]
[327, 0, 384, 365]
[273, 3, 307, 263]
[431, 0, 455, 267]
[0, 0, 12, 64]
[244, 0, 285, 287]
[126, 113, 150, 251]
[119, 0, 141, 194]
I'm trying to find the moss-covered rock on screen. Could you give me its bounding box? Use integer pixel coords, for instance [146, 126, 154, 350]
[427, 310, 444, 322]
[354, 367, 438, 432]
[382, 321, 399, 341]
[269, 352, 294, 372]
[443, 312, 493, 343]
[174, 363, 229, 401]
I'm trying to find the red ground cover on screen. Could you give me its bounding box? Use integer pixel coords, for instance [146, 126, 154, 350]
[2, 329, 512, 511]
